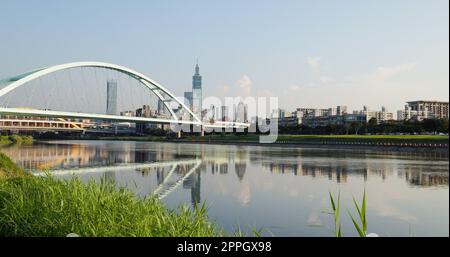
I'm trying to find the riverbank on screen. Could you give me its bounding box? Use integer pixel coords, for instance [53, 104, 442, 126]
[0, 135, 33, 146]
[75, 134, 449, 153]
[0, 153, 223, 236]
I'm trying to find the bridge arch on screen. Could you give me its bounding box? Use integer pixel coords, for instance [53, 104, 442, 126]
[0, 61, 202, 124]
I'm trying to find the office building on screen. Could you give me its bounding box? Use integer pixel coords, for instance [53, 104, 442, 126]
[234, 101, 248, 123]
[221, 106, 229, 121]
[106, 81, 118, 115]
[336, 106, 348, 116]
[192, 63, 203, 119]
[184, 91, 193, 110]
[405, 100, 449, 120]
[135, 105, 152, 118]
[120, 111, 135, 117]
[157, 99, 166, 116]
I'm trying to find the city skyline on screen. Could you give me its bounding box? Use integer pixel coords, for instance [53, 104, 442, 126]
[0, 0, 448, 113]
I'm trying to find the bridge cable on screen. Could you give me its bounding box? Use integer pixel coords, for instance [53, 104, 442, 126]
[80, 67, 90, 113]
[48, 72, 60, 111]
[29, 77, 40, 109]
[114, 68, 121, 114]
[93, 67, 102, 115]
[67, 69, 79, 113]
[4, 86, 13, 108]
[127, 73, 135, 113]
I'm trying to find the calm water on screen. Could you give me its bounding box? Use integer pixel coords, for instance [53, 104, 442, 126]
[3, 140, 449, 236]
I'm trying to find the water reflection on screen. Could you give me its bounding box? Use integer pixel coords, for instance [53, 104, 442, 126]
[263, 162, 448, 187]
[1, 140, 448, 236]
[2, 141, 448, 189]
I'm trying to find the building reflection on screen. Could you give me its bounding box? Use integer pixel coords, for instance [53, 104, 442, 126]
[1, 141, 178, 171]
[404, 171, 448, 186]
[235, 163, 247, 182]
[262, 161, 448, 187]
[183, 171, 201, 207]
[2, 141, 447, 200]
[399, 167, 449, 187]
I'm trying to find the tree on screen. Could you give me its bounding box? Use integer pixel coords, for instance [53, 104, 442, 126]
[344, 123, 351, 135]
[367, 118, 377, 134]
[350, 122, 362, 135]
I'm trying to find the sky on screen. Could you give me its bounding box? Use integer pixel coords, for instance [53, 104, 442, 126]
[0, 0, 448, 114]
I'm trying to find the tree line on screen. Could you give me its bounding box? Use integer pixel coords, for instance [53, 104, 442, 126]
[277, 118, 449, 135]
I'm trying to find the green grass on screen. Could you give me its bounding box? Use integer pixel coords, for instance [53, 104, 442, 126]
[0, 153, 30, 179]
[0, 175, 224, 237]
[0, 135, 33, 146]
[327, 189, 369, 237]
[0, 152, 224, 237]
[327, 191, 342, 237]
[348, 189, 367, 237]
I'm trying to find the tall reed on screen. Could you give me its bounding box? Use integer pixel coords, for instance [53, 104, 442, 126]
[327, 189, 369, 237]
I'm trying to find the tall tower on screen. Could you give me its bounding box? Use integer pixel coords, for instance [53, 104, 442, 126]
[191, 62, 202, 119]
[193, 63, 202, 89]
[106, 80, 117, 115]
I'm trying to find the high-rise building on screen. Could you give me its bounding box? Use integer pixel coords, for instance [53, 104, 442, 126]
[136, 105, 152, 118]
[183, 62, 203, 121]
[135, 105, 153, 133]
[221, 106, 229, 121]
[157, 99, 166, 116]
[376, 106, 394, 122]
[234, 101, 248, 123]
[209, 105, 216, 120]
[184, 91, 193, 110]
[406, 100, 449, 120]
[336, 106, 348, 116]
[271, 108, 286, 119]
[120, 111, 135, 117]
[191, 63, 202, 119]
[106, 81, 117, 115]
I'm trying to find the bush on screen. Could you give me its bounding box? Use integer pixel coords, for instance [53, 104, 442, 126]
[0, 135, 33, 146]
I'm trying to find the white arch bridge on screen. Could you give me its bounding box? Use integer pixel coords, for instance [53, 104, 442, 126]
[0, 62, 249, 131]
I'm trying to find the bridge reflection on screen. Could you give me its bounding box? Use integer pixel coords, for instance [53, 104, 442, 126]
[1, 141, 447, 208]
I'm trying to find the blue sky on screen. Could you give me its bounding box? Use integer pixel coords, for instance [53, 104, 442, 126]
[0, 0, 448, 112]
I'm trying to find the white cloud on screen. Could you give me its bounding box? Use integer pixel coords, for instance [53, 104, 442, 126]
[306, 212, 322, 227]
[374, 62, 417, 81]
[289, 84, 301, 91]
[256, 88, 274, 97]
[237, 75, 252, 96]
[349, 62, 417, 84]
[223, 84, 230, 91]
[319, 76, 335, 84]
[307, 57, 321, 69]
[236, 181, 251, 206]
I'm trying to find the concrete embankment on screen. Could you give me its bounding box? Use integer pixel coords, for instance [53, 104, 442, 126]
[168, 139, 449, 154]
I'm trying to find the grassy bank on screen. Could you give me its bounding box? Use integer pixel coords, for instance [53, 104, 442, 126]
[0, 153, 30, 179]
[95, 134, 449, 144]
[0, 153, 223, 237]
[0, 135, 33, 146]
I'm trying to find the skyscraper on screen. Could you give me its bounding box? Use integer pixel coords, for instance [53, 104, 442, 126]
[106, 81, 117, 115]
[234, 101, 248, 123]
[191, 62, 202, 119]
[184, 91, 193, 110]
[221, 106, 229, 121]
[157, 99, 166, 116]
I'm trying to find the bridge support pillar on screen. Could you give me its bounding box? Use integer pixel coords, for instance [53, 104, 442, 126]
[201, 126, 204, 137]
[177, 131, 182, 139]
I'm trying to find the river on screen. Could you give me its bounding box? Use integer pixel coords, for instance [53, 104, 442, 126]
[2, 140, 448, 236]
